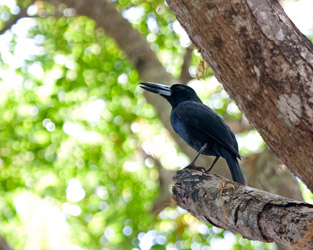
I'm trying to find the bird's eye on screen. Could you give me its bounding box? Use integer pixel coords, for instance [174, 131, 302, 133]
[171, 84, 186, 92]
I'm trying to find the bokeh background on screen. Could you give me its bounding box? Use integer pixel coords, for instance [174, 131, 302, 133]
[0, 0, 313, 249]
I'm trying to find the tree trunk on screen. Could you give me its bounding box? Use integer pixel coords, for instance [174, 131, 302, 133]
[166, 0, 313, 190]
[173, 167, 313, 248]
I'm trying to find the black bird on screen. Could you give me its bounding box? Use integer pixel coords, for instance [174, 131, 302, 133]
[140, 82, 246, 185]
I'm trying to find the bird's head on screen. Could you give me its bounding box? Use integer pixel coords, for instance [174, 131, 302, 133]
[139, 82, 202, 108]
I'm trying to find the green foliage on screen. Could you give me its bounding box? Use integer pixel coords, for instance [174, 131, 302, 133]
[299, 182, 313, 204]
[0, 7, 160, 248]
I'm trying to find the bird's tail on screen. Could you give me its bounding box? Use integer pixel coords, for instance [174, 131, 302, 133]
[220, 147, 246, 185]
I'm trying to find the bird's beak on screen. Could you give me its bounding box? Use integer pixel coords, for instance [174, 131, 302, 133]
[139, 82, 172, 96]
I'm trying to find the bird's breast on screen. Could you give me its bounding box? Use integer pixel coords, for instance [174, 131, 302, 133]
[170, 112, 203, 151]
[171, 114, 189, 142]
[170, 109, 218, 156]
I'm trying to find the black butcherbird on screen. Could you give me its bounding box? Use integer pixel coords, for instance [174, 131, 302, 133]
[140, 82, 246, 185]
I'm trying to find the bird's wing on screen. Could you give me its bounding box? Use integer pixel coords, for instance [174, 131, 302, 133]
[175, 101, 240, 158]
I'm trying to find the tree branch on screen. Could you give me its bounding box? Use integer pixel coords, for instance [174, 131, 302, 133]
[179, 47, 193, 84]
[0, 7, 28, 35]
[0, 236, 14, 250]
[224, 118, 252, 134]
[173, 167, 313, 247]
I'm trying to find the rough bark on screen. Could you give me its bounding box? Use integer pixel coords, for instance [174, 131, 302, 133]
[166, 0, 313, 190]
[173, 167, 313, 248]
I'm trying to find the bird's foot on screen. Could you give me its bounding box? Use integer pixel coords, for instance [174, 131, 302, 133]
[205, 155, 220, 174]
[184, 164, 206, 172]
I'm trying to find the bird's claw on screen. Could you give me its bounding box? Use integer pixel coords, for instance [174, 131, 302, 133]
[184, 164, 206, 172]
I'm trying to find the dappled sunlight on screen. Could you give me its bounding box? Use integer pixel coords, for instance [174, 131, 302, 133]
[66, 178, 85, 202]
[63, 122, 103, 143]
[237, 130, 265, 156]
[122, 6, 145, 24]
[172, 21, 191, 47]
[137, 119, 189, 169]
[283, 0, 313, 35]
[14, 192, 81, 250]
